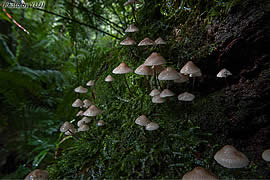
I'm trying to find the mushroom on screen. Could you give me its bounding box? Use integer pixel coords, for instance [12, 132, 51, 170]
[105, 75, 114, 82]
[86, 80, 95, 87]
[178, 92, 195, 102]
[151, 65, 165, 74]
[72, 99, 83, 108]
[145, 122, 159, 131]
[76, 110, 84, 117]
[135, 115, 151, 126]
[125, 24, 139, 33]
[158, 67, 180, 89]
[154, 37, 166, 45]
[78, 124, 89, 132]
[149, 88, 160, 97]
[83, 99, 92, 108]
[112, 62, 133, 95]
[74, 86, 88, 94]
[152, 95, 165, 103]
[83, 105, 102, 117]
[262, 149, 270, 162]
[120, 37, 136, 46]
[97, 120, 105, 126]
[65, 125, 76, 136]
[135, 64, 153, 76]
[160, 89, 175, 98]
[138, 37, 155, 46]
[180, 61, 201, 89]
[182, 167, 218, 180]
[60, 121, 73, 133]
[214, 145, 249, 168]
[24, 169, 49, 180]
[217, 68, 232, 78]
[77, 117, 91, 127]
[144, 52, 166, 88]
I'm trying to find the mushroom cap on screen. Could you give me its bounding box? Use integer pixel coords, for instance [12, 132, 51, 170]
[105, 75, 114, 82]
[151, 65, 165, 74]
[182, 167, 218, 180]
[63, 124, 76, 135]
[76, 110, 84, 117]
[124, 0, 140, 6]
[78, 124, 89, 132]
[180, 61, 201, 75]
[77, 117, 91, 127]
[97, 120, 105, 126]
[24, 169, 49, 180]
[174, 73, 189, 83]
[144, 52, 166, 66]
[217, 68, 232, 78]
[112, 63, 133, 74]
[120, 37, 136, 46]
[138, 37, 155, 46]
[155, 37, 166, 45]
[262, 149, 270, 162]
[152, 95, 165, 103]
[160, 89, 175, 98]
[189, 70, 202, 77]
[149, 88, 160, 96]
[83, 105, 102, 117]
[74, 86, 88, 93]
[158, 67, 180, 80]
[178, 92, 195, 101]
[125, 24, 139, 32]
[86, 80, 95, 86]
[83, 99, 92, 108]
[145, 122, 159, 131]
[214, 145, 249, 168]
[72, 99, 83, 108]
[135, 64, 153, 75]
[135, 115, 151, 126]
[60, 121, 72, 132]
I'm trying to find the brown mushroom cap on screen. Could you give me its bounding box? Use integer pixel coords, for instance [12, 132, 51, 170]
[158, 67, 180, 80]
[217, 68, 232, 78]
[112, 63, 133, 74]
[83, 99, 92, 108]
[182, 167, 218, 180]
[83, 105, 102, 117]
[174, 73, 189, 83]
[214, 145, 249, 168]
[76, 110, 84, 117]
[152, 95, 165, 103]
[144, 52, 166, 66]
[149, 88, 160, 96]
[124, 0, 140, 6]
[72, 99, 83, 108]
[135, 64, 153, 75]
[180, 61, 201, 75]
[262, 149, 270, 162]
[120, 37, 136, 46]
[125, 24, 139, 32]
[86, 80, 95, 86]
[97, 120, 105, 126]
[154, 37, 166, 45]
[78, 124, 89, 132]
[160, 89, 175, 98]
[60, 121, 72, 132]
[189, 70, 202, 77]
[77, 117, 91, 127]
[65, 125, 76, 135]
[74, 86, 88, 93]
[178, 92, 195, 101]
[135, 115, 151, 126]
[105, 75, 114, 82]
[138, 37, 155, 46]
[145, 122, 159, 131]
[24, 169, 49, 180]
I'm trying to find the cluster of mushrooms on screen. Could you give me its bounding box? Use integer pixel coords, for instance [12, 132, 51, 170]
[59, 81, 104, 136]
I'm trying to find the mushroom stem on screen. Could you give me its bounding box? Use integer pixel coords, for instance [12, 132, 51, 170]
[153, 68, 158, 88]
[124, 74, 133, 96]
[91, 88, 96, 100]
[192, 77, 195, 91]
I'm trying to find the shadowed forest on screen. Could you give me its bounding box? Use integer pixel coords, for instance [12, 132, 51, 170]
[0, 0, 269, 179]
